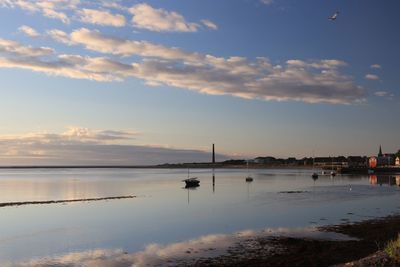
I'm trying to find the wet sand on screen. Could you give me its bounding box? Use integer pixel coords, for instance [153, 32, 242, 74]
[191, 214, 400, 266]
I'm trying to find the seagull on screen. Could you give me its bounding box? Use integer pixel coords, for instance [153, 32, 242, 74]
[328, 11, 339, 21]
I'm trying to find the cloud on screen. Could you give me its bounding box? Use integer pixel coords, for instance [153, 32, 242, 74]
[0, 0, 76, 24]
[365, 74, 379, 80]
[370, 64, 381, 69]
[374, 91, 388, 97]
[47, 29, 72, 45]
[78, 8, 126, 27]
[129, 3, 200, 32]
[18, 25, 40, 37]
[10, 227, 354, 267]
[201, 19, 218, 30]
[261, 0, 274, 5]
[0, 54, 135, 82]
[0, 127, 226, 165]
[130, 58, 365, 104]
[50, 28, 201, 62]
[0, 38, 53, 57]
[4, 33, 366, 104]
[374, 91, 394, 99]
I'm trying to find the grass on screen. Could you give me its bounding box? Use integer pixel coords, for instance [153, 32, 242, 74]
[384, 234, 400, 261]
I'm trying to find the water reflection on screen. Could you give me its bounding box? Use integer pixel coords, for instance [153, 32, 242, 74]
[10, 226, 355, 267]
[212, 168, 215, 193]
[369, 175, 398, 186]
[1, 168, 400, 264]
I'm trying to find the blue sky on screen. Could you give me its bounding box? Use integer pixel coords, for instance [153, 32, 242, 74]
[0, 0, 398, 165]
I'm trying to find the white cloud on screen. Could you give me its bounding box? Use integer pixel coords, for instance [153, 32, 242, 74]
[370, 64, 381, 69]
[0, 38, 53, 57]
[0, 127, 226, 165]
[365, 74, 379, 80]
[51, 28, 201, 62]
[46, 29, 72, 45]
[201, 19, 218, 30]
[78, 8, 126, 27]
[129, 3, 200, 32]
[102, 1, 125, 11]
[0, 0, 75, 23]
[5, 33, 366, 104]
[41, 7, 70, 24]
[18, 25, 40, 37]
[0, 54, 134, 82]
[261, 0, 274, 5]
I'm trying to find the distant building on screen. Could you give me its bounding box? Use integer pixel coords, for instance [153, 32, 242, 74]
[368, 145, 396, 168]
[254, 156, 276, 164]
[369, 157, 378, 168]
[396, 157, 400, 166]
[347, 156, 368, 167]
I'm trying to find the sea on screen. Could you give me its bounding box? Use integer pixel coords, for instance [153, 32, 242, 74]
[0, 168, 399, 266]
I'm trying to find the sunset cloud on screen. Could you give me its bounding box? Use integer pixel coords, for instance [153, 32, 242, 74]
[0, 127, 224, 165]
[1, 33, 366, 104]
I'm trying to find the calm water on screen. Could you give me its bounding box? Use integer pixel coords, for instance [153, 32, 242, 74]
[0, 168, 399, 265]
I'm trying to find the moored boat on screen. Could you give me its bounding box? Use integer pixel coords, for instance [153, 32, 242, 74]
[183, 178, 200, 187]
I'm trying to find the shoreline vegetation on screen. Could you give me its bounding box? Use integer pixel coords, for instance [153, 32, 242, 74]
[0, 195, 136, 208]
[193, 214, 400, 266]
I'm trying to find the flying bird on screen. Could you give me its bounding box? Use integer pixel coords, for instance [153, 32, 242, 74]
[328, 11, 339, 21]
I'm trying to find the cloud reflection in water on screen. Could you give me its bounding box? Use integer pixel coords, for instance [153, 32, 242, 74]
[9, 227, 355, 267]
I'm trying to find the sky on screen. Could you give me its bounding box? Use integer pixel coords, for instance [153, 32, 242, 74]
[0, 0, 399, 165]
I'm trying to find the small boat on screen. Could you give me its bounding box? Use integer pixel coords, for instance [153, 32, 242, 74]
[330, 156, 336, 176]
[245, 160, 253, 182]
[183, 177, 200, 188]
[312, 155, 318, 180]
[183, 168, 199, 188]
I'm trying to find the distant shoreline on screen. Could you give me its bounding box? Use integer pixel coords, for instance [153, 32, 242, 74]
[0, 164, 315, 169]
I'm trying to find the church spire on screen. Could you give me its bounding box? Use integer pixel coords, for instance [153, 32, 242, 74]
[378, 145, 383, 157]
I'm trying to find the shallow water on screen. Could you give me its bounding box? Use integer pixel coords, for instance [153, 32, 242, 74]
[0, 168, 399, 265]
